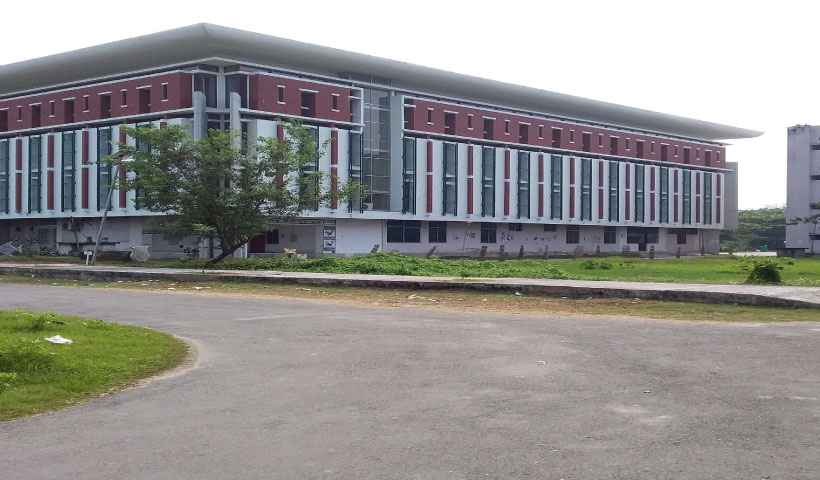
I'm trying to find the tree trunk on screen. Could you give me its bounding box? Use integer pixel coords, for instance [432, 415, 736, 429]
[207, 243, 243, 265]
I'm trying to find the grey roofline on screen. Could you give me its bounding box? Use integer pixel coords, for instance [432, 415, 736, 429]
[0, 23, 762, 141]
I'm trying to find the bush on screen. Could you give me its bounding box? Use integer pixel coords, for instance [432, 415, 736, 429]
[741, 258, 784, 284]
[580, 259, 613, 270]
[0, 339, 56, 375]
[0, 372, 17, 394]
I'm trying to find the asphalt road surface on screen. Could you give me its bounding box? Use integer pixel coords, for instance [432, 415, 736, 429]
[1, 283, 818, 479]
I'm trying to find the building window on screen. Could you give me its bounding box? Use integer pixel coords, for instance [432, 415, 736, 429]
[582, 133, 591, 152]
[661, 144, 669, 162]
[402, 137, 416, 214]
[604, 226, 617, 244]
[161, 83, 169, 101]
[636, 141, 644, 158]
[566, 225, 580, 244]
[403, 106, 414, 130]
[29, 136, 42, 213]
[703, 172, 712, 224]
[483, 118, 494, 140]
[683, 147, 691, 164]
[519, 124, 529, 144]
[659, 167, 669, 223]
[704, 150, 712, 167]
[100, 94, 112, 118]
[581, 158, 592, 220]
[517, 151, 530, 219]
[609, 136, 618, 155]
[650, 142, 655, 155]
[426, 108, 434, 124]
[297, 126, 320, 210]
[49, 101, 55, 117]
[509, 223, 523, 232]
[504, 120, 510, 135]
[0, 110, 7, 132]
[634, 165, 645, 222]
[482, 147, 495, 217]
[550, 155, 563, 219]
[277, 85, 286, 103]
[97, 128, 113, 210]
[17, 106, 22, 121]
[625, 138, 631, 150]
[0, 140, 8, 214]
[480, 222, 497, 243]
[428, 221, 447, 243]
[467, 114, 474, 130]
[538, 125, 544, 139]
[444, 112, 456, 135]
[63, 99, 75, 123]
[62, 132, 75, 212]
[300, 91, 316, 117]
[598, 134, 603, 147]
[386, 220, 421, 243]
[682, 170, 692, 224]
[676, 230, 687, 245]
[121, 90, 128, 107]
[443, 142, 458, 215]
[569, 130, 575, 143]
[608, 161, 619, 222]
[543, 224, 557, 232]
[31, 104, 41, 128]
[331, 94, 340, 111]
[551, 128, 562, 148]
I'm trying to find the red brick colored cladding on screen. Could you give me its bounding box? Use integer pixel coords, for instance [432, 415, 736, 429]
[406, 98, 726, 169]
[0, 73, 193, 131]
[249, 75, 351, 123]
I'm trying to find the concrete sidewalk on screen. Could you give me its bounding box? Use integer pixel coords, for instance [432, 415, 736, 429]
[1, 262, 819, 308]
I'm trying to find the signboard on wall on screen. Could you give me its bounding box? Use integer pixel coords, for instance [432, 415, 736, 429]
[322, 220, 336, 254]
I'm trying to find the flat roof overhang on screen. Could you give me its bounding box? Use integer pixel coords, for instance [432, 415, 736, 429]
[0, 23, 762, 141]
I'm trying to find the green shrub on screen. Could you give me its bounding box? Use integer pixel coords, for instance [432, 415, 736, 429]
[580, 259, 613, 270]
[542, 264, 569, 279]
[0, 372, 17, 394]
[0, 340, 56, 375]
[741, 258, 784, 284]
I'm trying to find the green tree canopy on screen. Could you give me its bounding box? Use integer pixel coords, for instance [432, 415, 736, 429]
[118, 123, 349, 263]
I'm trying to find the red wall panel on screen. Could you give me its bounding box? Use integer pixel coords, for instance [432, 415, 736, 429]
[0, 72, 193, 131]
[405, 98, 726, 169]
[250, 74, 351, 123]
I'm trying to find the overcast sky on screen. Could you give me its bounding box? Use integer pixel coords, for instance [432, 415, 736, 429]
[2, 1, 811, 209]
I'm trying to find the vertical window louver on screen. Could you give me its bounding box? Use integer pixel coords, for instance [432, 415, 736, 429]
[481, 147, 495, 217]
[550, 155, 562, 220]
[517, 151, 530, 219]
[402, 137, 416, 214]
[62, 132, 75, 212]
[443, 142, 457, 215]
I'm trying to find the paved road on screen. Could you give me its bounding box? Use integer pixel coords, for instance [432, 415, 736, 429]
[1, 284, 819, 480]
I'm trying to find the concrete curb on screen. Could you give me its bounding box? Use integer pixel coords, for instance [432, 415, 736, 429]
[1, 263, 818, 309]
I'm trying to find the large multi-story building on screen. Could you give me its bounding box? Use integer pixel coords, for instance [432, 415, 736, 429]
[0, 24, 760, 258]
[786, 125, 820, 254]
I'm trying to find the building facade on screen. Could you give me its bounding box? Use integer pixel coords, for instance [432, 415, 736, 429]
[785, 125, 820, 254]
[0, 24, 760, 258]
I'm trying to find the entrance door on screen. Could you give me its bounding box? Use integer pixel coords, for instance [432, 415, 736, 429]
[248, 234, 266, 254]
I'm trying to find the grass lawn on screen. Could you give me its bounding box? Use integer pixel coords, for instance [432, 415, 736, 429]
[2, 275, 818, 323]
[0, 310, 188, 421]
[2, 253, 820, 286]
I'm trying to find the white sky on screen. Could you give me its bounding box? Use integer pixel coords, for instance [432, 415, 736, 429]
[2, 1, 811, 209]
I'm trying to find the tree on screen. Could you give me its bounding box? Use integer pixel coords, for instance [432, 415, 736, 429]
[788, 212, 820, 255]
[118, 123, 348, 263]
[720, 207, 786, 252]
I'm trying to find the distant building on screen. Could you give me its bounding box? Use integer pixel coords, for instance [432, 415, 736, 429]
[0, 24, 761, 258]
[786, 125, 820, 253]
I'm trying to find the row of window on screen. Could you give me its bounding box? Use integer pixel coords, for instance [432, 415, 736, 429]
[0, 87, 169, 132]
[0, 129, 150, 215]
[386, 221, 685, 246]
[397, 140, 721, 225]
[405, 104, 722, 167]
